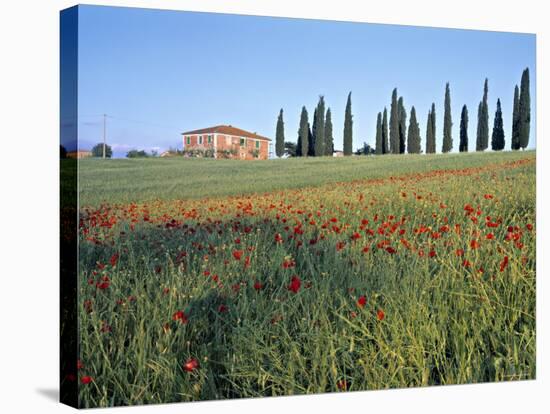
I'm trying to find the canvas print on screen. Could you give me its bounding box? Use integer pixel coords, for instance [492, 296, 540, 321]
[60, 4, 536, 408]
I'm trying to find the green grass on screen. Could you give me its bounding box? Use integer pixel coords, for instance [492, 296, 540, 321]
[74, 152, 536, 407]
[77, 150, 535, 206]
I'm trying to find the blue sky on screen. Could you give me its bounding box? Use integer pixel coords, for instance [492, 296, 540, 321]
[74, 5, 536, 157]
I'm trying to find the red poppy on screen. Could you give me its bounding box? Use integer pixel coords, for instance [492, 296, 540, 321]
[376, 309, 385, 321]
[288, 275, 301, 293]
[77, 360, 84, 370]
[97, 281, 110, 290]
[172, 310, 188, 324]
[337, 379, 348, 390]
[233, 250, 243, 260]
[470, 240, 480, 249]
[274, 233, 283, 243]
[110, 253, 119, 267]
[499, 256, 509, 272]
[357, 295, 367, 308]
[218, 304, 228, 313]
[385, 246, 396, 254]
[183, 357, 200, 372]
[80, 376, 93, 385]
[253, 281, 263, 291]
[428, 250, 436, 258]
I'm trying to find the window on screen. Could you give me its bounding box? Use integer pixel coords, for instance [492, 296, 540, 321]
[208, 135, 212, 144]
[186, 136, 190, 145]
[198, 135, 203, 145]
[226, 136, 231, 145]
[240, 138, 246, 147]
[255, 140, 260, 149]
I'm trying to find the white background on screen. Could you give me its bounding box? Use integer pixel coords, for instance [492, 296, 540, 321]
[0, 0, 547, 412]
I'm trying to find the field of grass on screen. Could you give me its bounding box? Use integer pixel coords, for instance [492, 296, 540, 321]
[78, 151, 534, 206]
[73, 152, 536, 407]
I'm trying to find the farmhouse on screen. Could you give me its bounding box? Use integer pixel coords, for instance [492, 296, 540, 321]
[67, 150, 92, 159]
[182, 125, 271, 160]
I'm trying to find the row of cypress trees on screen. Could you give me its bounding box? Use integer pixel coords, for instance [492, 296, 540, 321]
[275, 93, 354, 157]
[275, 68, 530, 158]
[373, 68, 530, 155]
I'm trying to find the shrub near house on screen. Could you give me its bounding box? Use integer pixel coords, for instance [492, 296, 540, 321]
[182, 125, 271, 159]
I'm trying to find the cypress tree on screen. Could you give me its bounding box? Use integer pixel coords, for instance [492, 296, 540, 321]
[398, 96, 407, 153]
[511, 85, 520, 150]
[324, 107, 333, 156]
[382, 107, 389, 154]
[442, 82, 453, 153]
[459, 104, 468, 152]
[426, 107, 436, 154]
[491, 98, 505, 151]
[314, 96, 326, 156]
[375, 112, 383, 155]
[343, 92, 353, 156]
[519, 68, 531, 149]
[389, 88, 399, 154]
[298, 106, 309, 157]
[476, 79, 489, 151]
[430, 103, 436, 153]
[275, 108, 285, 157]
[407, 106, 420, 154]
[309, 108, 316, 156]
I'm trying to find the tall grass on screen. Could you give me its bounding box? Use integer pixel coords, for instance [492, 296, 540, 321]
[75, 153, 535, 407]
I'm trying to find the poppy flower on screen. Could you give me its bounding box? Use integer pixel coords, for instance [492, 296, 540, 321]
[337, 380, 348, 390]
[97, 281, 110, 290]
[183, 357, 200, 372]
[357, 295, 367, 308]
[233, 250, 243, 260]
[110, 253, 119, 267]
[470, 240, 480, 249]
[376, 309, 385, 321]
[274, 233, 283, 243]
[80, 376, 93, 385]
[288, 275, 301, 293]
[172, 310, 188, 324]
[499, 256, 509, 272]
[77, 360, 84, 370]
[253, 281, 263, 291]
[385, 246, 396, 254]
[218, 304, 228, 313]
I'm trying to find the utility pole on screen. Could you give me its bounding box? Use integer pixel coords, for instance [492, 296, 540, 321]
[102, 113, 107, 159]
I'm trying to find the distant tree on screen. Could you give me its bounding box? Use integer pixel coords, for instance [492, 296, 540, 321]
[519, 68, 531, 149]
[298, 106, 309, 157]
[308, 124, 314, 156]
[126, 149, 149, 158]
[431, 103, 436, 152]
[60, 145, 67, 159]
[275, 108, 285, 157]
[284, 141, 297, 157]
[309, 108, 316, 156]
[425, 107, 436, 154]
[459, 104, 469, 153]
[407, 106, 421, 154]
[491, 98, 505, 151]
[476, 78, 489, 151]
[324, 108, 334, 156]
[375, 112, 383, 155]
[314, 96, 326, 156]
[355, 142, 375, 155]
[442, 82, 453, 153]
[343, 92, 353, 156]
[398, 96, 407, 153]
[382, 107, 389, 154]
[511, 85, 521, 150]
[389, 88, 399, 154]
[91, 143, 112, 158]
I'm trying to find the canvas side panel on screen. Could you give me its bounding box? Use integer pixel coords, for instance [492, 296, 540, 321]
[60, 5, 79, 408]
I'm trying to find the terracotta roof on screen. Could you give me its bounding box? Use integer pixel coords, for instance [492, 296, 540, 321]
[181, 125, 271, 141]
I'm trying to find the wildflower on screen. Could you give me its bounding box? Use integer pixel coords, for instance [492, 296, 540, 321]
[218, 304, 228, 313]
[499, 256, 509, 272]
[172, 310, 188, 324]
[253, 281, 263, 291]
[288, 275, 301, 293]
[233, 250, 243, 260]
[376, 309, 385, 321]
[109, 253, 119, 267]
[80, 376, 93, 385]
[183, 358, 200, 372]
[357, 295, 367, 308]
